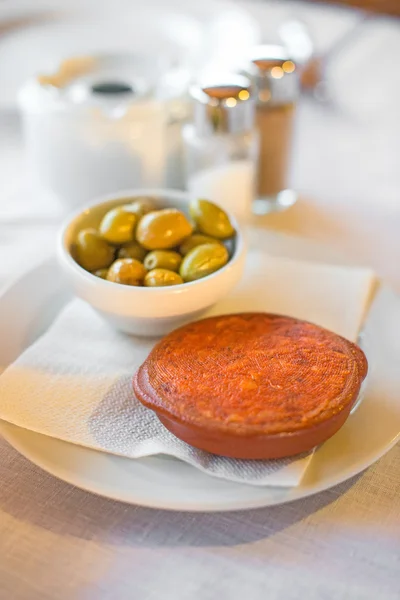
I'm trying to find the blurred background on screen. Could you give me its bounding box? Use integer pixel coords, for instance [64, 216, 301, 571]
[0, 0, 399, 285]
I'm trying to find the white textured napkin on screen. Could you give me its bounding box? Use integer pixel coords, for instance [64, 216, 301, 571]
[0, 252, 375, 487]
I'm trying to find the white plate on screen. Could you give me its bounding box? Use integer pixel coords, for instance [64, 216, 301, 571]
[0, 0, 260, 110]
[0, 231, 400, 512]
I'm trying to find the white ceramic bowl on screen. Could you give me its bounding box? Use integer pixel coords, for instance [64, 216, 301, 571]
[57, 188, 246, 336]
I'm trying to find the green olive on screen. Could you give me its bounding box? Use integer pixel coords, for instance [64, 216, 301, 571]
[179, 243, 229, 282]
[179, 233, 223, 256]
[136, 208, 193, 250]
[189, 199, 234, 239]
[124, 197, 156, 218]
[144, 250, 182, 272]
[92, 268, 108, 279]
[99, 206, 137, 244]
[75, 228, 115, 272]
[144, 268, 183, 287]
[117, 241, 147, 262]
[106, 258, 146, 286]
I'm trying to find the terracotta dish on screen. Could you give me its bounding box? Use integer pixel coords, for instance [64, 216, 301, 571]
[133, 313, 368, 459]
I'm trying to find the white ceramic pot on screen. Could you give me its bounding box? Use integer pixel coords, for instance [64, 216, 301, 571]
[18, 54, 191, 207]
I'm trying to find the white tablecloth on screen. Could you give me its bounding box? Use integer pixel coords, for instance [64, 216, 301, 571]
[0, 2, 399, 599]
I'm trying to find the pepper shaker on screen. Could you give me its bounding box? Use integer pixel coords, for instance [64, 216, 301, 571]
[182, 74, 258, 222]
[247, 45, 299, 214]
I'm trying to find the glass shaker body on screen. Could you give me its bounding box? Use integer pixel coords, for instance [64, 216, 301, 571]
[183, 124, 259, 222]
[255, 101, 296, 212]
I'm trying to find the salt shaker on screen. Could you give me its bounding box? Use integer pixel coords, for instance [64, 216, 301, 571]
[182, 74, 258, 221]
[247, 45, 299, 214]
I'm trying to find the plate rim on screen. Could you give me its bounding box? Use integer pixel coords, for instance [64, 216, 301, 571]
[2, 418, 399, 512]
[0, 243, 399, 512]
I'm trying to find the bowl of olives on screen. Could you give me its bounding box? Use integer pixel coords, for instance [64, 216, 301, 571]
[58, 189, 246, 336]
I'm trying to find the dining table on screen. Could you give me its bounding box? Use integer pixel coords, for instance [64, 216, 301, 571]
[0, 1, 399, 599]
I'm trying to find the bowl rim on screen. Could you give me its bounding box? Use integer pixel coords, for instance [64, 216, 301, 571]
[57, 187, 246, 294]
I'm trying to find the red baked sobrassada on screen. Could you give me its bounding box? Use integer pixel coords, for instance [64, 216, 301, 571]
[133, 313, 368, 459]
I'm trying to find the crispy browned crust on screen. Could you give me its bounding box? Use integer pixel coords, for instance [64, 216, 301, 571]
[133, 313, 368, 458]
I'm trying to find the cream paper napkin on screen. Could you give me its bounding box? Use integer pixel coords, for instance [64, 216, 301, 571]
[0, 252, 375, 487]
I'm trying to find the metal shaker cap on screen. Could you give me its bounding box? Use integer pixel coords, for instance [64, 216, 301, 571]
[190, 74, 254, 135]
[247, 44, 299, 106]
